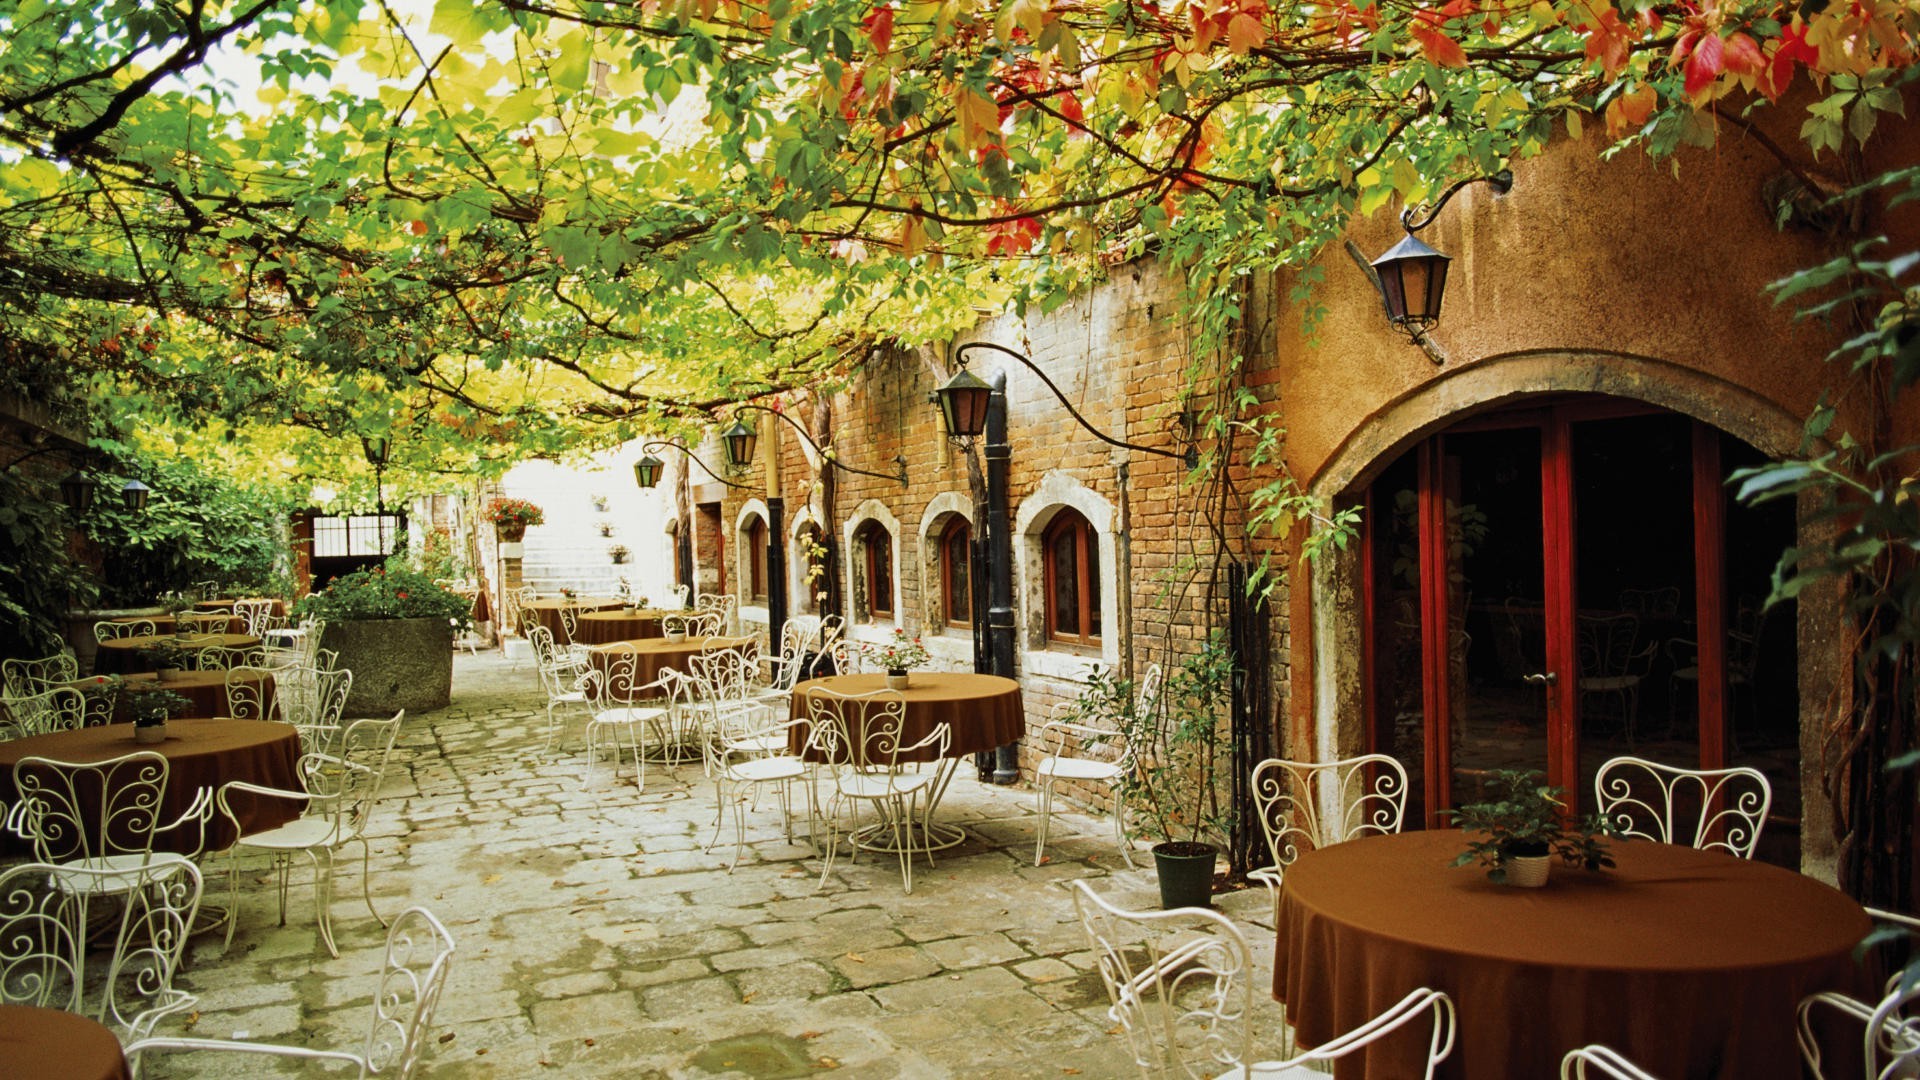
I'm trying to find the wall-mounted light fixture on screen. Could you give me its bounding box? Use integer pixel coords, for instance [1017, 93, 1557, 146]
[728, 403, 909, 487]
[1359, 169, 1512, 364]
[59, 469, 96, 515]
[719, 419, 758, 475]
[632, 441, 751, 491]
[120, 479, 151, 512]
[937, 342, 1199, 468]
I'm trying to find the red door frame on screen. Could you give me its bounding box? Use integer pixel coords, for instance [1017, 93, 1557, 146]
[1368, 399, 1731, 822]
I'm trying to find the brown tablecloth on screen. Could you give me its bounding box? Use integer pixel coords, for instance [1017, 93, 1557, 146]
[64, 668, 273, 721]
[0, 1004, 130, 1080]
[587, 636, 754, 698]
[575, 609, 669, 644]
[0, 718, 304, 856]
[93, 633, 262, 675]
[521, 597, 622, 637]
[108, 613, 241, 635]
[788, 673, 1024, 762]
[1273, 830, 1873, 1079]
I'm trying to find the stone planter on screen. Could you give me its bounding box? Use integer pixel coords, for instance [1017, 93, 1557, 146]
[319, 617, 453, 715]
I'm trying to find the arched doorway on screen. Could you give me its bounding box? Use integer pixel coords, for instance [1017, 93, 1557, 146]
[1361, 395, 1800, 865]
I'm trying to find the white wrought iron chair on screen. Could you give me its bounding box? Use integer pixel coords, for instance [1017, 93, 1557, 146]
[194, 642, 267, 670]
[808, 687, 949, 895]
[2, 684, 101, 736]
[215, 711, 404, 958]
[276, 665, 354, 756]
[261, 616, 326, 668]
[690, 647, 777, 768]
[1593, 755, 1772, 859]
[665, 611, 725, 638]
[232, 598, 276, 636]
[7, 751, 212, 898]
[127, 905, 455, 1080]
[531, 631, 593, 751]
[670, 582, 691, 608]
[576, 655, 677, 790]
[1032, 666, 1158, 869]
[2, 652, 77, 696]
[1247, 753, 1410, 901]
[826, 638, 865, 675]
[1797, 978, 1920, 1080]
[0, 858, 204, 1041]
[754, 621, 815, 710]
[701, 672, 817, 872]
[94, 619, 155, 642]
[1561, 1045, 1663, 1079]
[224, 664, 280, 721]
[1070, 880, 1455, 1079]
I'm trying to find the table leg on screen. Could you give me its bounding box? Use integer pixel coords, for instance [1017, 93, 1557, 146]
[848, 757, 969, 853]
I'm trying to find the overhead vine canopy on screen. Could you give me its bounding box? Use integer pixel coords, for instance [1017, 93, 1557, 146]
[1, 0, 1914, 476]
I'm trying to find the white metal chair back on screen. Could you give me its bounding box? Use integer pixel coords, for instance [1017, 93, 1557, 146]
[526, 625, 572, 670]
[806, 687, 948, 893]
[2, 685, 97, 737]
[174, 611, 228, 636]
[1071, 880, 1455, 1079]
[126, 905, 455, 1080]
[1797, 979, 1920, 1080]
[0, 860, 87, 1012]
[100, 858, 203, 1040]
[665, 611, 724, 638]
[3, 652, 77, 696]
[764, 622, 810, 693]
[314, 646, 341, 671]
[827, 639, 865, 675]
[225, 665, 279, 721]
[11, 751, 210, 866]
[194, 643, 266, 670]
[232, 598, 276, 636]
[277, 665, 353, 755]
[671, 583, 691, 608]
[558, 603, 584, 646]
[1593, 755, 1771, 859]
[94, 619, 154, 642]
[1248, 754, 1409, 896]
[1561, 1044, 1663, 1079]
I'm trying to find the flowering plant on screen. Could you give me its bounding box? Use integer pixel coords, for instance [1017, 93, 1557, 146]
[123, 684, 190, 726]
[864, 628, 931, 673]
[485, 498, 545, 528]
[293, 565, 473, 629]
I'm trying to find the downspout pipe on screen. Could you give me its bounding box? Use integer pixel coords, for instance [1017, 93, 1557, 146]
[986, 370, 1019, 783]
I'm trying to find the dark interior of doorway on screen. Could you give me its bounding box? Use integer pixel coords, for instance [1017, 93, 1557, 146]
[1371, 410, 1800, 867]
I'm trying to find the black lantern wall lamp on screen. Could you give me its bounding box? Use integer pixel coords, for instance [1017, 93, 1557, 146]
[632, 440, 753, 491]
[936, 342, 1199, 467]
[727, 403, 909, 487]
[6, 435, 152, 515]
[1361, 169, 1512, 364]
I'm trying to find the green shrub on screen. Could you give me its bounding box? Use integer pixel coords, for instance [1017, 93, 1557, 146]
[293, 564, 471, 629]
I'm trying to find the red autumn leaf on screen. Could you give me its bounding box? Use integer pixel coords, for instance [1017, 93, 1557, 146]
[1684, 31, 1724, 97]
[1578, 5, 1634, 78]
[1056, 90, 1086, 133]
[985, 215, 1042, 256]
[1722, 31, 1765, 78]
[1760, 26, 1816, 100]
[1411, 14, 1468, 68]
[863, 6, 893, 54]
[1226, 11, 1267, 53]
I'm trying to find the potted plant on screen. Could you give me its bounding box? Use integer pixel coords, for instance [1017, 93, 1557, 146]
[1101, 634, 1234, 908]
[559, 586, 577, 601]
[485, 498, 544, 542]
[597, 520, 615, 538]
[617, 578, 637, 613]
[123, 684, 190, 744]
[160, 594, 195, 638]
[608, 543, 630, 565]
[139, 640, 193, 681]
[1445, 769, 1615, 887]
[590, 494, 609, 513]
[293, 563, 473, 713]
[864, 628, 931, 690]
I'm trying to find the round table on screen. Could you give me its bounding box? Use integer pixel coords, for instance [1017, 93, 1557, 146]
[65, 668, 273, 721]
[1273, 830, 1873, 1079]
[521, 597, 622, 637]
[93, 633, 262, 675]
[0, 718, 304, 856]
[575, 609, 670, 644]
[0, 1004, 130, 1080]
[789, 672, 1024, 850]
[110, 612, 240, 635]
[587, 636, 755, 697]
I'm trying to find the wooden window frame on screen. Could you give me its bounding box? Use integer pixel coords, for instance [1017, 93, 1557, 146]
[1042, 510, 1100, 647]
[858, 521, 894, 621]
[744, 516, 768, 603]
[940, 518, 972, 628]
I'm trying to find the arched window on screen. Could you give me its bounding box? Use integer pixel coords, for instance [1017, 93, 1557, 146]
[940, 518, 972, 628]
[742, 515, 768, 603]
[856, 520, 894, 621]
[1043, 509, 1100, 646]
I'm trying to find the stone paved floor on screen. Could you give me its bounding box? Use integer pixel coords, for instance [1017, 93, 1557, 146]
[150, 651, 1282, 1078]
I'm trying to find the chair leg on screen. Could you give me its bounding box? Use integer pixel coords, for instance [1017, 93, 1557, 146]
[314, 848, 339, 959]
[223, 851, 242, 949]
[356, 835, 386, 928]
[1034, 776, 1054, 867]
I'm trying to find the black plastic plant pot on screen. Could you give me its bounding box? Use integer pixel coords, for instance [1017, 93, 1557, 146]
[1152, 841, 1218, 909]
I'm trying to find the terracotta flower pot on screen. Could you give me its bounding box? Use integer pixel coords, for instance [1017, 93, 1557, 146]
[497, 524, 527, 542]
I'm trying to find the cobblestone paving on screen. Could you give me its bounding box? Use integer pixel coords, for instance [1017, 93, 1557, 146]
[154, 652, 1281, 1078]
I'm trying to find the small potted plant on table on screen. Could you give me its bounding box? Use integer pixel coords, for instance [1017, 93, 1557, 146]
[1446, 769, 1615, 887]
[865, 628, 930, 690]
[139, 641, 193, 682]
[617, 578, 637, 614]
[161, 594, 195, 638]
[123, 684, 190, 744]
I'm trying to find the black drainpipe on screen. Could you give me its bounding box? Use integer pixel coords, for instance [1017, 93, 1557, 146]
[986, 370, 1019, 783]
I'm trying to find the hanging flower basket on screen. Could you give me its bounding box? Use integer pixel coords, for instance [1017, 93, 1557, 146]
[485, 498, 544, 542]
